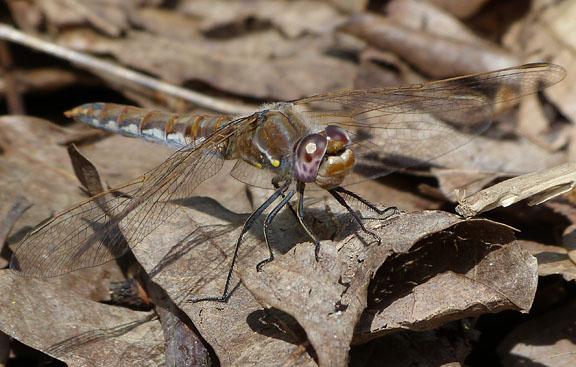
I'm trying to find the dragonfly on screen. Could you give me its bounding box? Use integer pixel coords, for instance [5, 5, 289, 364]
[10, 63, 565, 302]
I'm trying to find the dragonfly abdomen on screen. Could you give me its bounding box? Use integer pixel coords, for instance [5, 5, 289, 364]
[65, 103, 232, 147]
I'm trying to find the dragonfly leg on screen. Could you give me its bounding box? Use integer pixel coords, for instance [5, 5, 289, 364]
[257, 184, 297, 271]
[333, 186, 399, 217]
[273, 179, 298, 219]
[296, 182, 322, 261]
[329, 188, 382, 245]
[188, 181, 291, 303]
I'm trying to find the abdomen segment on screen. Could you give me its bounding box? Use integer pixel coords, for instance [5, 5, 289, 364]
[66, 103, 232, 147]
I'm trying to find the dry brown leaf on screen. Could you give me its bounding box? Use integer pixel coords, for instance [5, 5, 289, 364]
[386, 0, 485, 44]
[61, 30, 356, 101]
[517, 93, 569, 151]
[6, 0, 44, 33]
[501, 0, 576, 164]
[240, 240, 363, 366]
[0, 271, 164, 367]
[0, 116, 94, 235]
[503, 0, 576, 124]
[65, 143, 213, 365]
[1, 1, 574, 365]
[123, 172, 536, 366]
[562, 223, 576, 265]
[0, 113, 543, 365]
[37, 0, 132, 36]
[427, 0, 490, 19]
[0, 198, 31, 268]
[498, 300, 576, 367]
[181, 29, 335, 59]
[356, 216, 537, 342]
[0, 115, 172, 228]
[0, 68, 85, 95]
[348, 176, 442, 213]
[521, 240, 576, 281]
[342, 13, 518, 79]
[36, 0, 82, 27]
[323, 0, 368, 13]
[431, 168, 500, 201]
[432, 134, 566, 175]
[0, 115, 176, 299]
[349, 323, 471, 367]
[127, 167, 317, 366]
[178, 0, 346, 38]
[354, 49, 423, 90]
[240, 212, 502, 365]
[132, 7, 203, 41]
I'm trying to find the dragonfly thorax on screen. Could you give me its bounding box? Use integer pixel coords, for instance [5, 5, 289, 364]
[233, 107, 306, 174]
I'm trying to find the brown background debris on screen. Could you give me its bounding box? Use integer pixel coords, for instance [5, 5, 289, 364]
[0, 0, 575, 366]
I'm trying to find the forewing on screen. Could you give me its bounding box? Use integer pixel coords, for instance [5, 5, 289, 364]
[10, 126, 237, 277]
[294, 63, 566, 182]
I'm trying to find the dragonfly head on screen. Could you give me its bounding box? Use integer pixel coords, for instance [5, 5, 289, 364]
[294, 125, 355, 189]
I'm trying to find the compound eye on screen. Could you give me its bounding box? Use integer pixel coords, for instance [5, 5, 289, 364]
[325, 125, 351, 153]
[293, 133, 328, 183]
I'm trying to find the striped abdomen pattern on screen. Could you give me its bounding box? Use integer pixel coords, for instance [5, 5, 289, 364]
[65, 103, 232, 147]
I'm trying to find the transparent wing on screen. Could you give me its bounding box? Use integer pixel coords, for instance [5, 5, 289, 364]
[293, 63, 566, 182]
[10, 120, 243, 277]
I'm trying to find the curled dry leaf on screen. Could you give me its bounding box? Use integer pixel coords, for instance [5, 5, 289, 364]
[356, 215, 536, 342]
[67, 144, 107, 197]
[342, 13, 518, 79]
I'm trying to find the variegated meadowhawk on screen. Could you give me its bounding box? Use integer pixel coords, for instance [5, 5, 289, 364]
[10, 63, 565, 302]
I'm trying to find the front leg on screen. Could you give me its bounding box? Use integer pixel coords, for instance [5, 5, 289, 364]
[296, 182, 322, 261]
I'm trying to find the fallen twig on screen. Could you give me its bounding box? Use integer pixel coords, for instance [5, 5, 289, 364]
[456, 162, 576, 217]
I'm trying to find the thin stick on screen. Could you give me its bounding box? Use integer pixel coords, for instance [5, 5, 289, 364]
[456, 162, 576, 217]
[0, 24, 256, 115]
